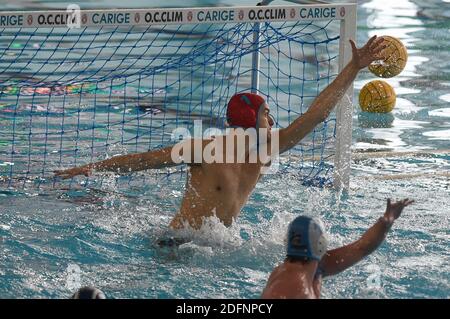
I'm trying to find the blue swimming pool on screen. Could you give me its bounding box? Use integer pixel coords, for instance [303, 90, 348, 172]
[0, 0, 449, 299]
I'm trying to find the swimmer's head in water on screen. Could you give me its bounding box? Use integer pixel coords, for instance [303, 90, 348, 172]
[227, 93, 272, 129]
[286, 216, 328, 261]
[71, 286, 106, 299]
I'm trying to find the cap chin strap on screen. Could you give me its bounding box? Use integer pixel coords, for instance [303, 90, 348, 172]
[268, 113, 276, 127]
[255, 102, 266, 156]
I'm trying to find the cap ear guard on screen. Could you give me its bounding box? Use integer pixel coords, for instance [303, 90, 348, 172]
[308, 221, 328, 261]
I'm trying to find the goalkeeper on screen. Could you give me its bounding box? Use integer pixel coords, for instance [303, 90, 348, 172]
[55, 36, 386, 232]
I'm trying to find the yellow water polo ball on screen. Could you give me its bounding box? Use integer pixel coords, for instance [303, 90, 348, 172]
[359, 80, 396, 113]
[368, 36, 408, 78]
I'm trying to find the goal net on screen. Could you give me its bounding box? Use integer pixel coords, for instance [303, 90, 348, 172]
[0, 4, 356, 191]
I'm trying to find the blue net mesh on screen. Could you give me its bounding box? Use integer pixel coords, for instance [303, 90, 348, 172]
[0, 19, 340, 190]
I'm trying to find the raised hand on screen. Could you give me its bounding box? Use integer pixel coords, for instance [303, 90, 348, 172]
[350, 35, 387, 70]
[54, 165, 92, 179]
[383, 198, 414, 223]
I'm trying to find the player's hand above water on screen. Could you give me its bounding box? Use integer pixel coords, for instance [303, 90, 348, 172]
[54, 165, 92, 179]
[350, 35, 387, 70]
[383, 198, 414, 223]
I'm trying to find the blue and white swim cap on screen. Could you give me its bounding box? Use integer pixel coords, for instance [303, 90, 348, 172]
[286, 216, 328, 261]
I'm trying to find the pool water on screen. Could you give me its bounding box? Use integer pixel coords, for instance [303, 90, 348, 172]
[0, 0, 449, 299]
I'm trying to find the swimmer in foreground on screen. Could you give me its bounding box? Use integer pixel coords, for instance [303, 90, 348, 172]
[55, 36, 387, 232]
[261, 198, 414, 299]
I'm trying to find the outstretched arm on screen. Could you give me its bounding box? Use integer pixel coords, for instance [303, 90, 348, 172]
[54, 138, 212, 179]
[278, 36, 386, 154]
[319, 198, 414, 277]
[54, 146, 176, 179]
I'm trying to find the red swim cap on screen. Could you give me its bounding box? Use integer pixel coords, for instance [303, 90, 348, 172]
[226, 93, 266, 128]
